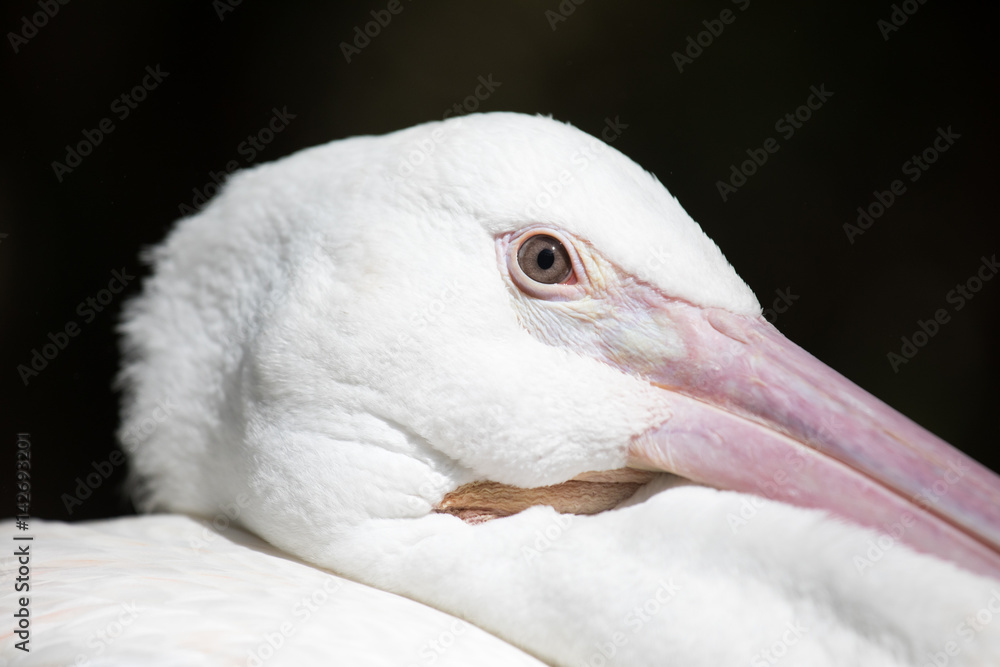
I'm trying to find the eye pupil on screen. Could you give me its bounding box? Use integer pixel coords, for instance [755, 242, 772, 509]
[537, 248, 555, 270]
[516, 234, 573, 285]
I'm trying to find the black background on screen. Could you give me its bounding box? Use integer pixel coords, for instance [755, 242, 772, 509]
[2, 0, 997, 522]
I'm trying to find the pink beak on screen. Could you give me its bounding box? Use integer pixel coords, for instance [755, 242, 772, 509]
[626, 302, 1000, 579]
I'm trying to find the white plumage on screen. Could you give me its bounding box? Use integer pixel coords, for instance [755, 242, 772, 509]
[7, 113, 999, 666]
[5, 515, 545, 666]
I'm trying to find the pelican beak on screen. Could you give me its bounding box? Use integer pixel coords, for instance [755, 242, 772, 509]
[625, 303, 1000, 579]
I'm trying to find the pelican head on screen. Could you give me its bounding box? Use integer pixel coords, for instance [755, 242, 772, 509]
[119, 112, 1000, 587]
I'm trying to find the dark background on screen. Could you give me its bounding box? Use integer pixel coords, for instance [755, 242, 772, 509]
[2, 0, 997, 521]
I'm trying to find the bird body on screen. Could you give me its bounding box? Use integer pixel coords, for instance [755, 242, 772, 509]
[7, 484, 1000, 665]
[9, 113, 1000, 665]
[1, 515, 546, 666]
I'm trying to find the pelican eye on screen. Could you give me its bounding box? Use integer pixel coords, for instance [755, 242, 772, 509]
[516, 234, 573, 284]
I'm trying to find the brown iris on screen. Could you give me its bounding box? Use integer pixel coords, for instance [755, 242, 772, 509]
[516, 234, 573, 284]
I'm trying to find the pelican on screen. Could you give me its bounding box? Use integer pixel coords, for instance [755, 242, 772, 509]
[7, 113, 1000, 666]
